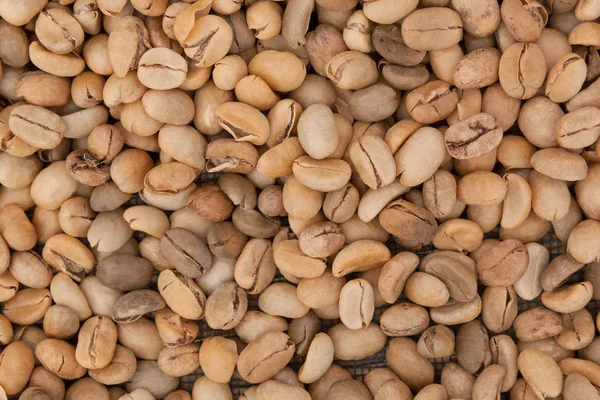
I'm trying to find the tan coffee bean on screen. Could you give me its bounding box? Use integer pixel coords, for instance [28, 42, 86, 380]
[0, 152, 42, 190]
[519, 337, 573, 363]
[349, 135, 395, 189]
[563, 373, 600, 400]
[405, 272, 449, 308]
[379, 200, 438, 250]
[338, 279, 374, 330]
[111, 290, 166, 324]
[406, 81, 459, 124]
[401, 7, 463, 51]
[3, 288, 52, 325]
[514, 307, 563, 342]
[555, 308, 595, 351]
[456, 320, 492, 375]
[137, 48, 188, 90]
[576, 163, 600, 220]
[297, 333, 334, 384]
[420, 253, 477, 302]
[108, 16, 151, 77]
[237, 331, 294, 384]
[518, 348, 563, 398]
[567, 78, 600, 112]
[513, 242, 549, 301]
[75, 316, 118, 370]
[567, 220, 600, 264]
[482, 286, 518, 333]
[36, 339, 87, 381]
[415, 325, 455, 360]
[380, 302, 429, 337]
[231, 238, 274, 294]
[0, 341, 34, 395]
[458, 171, 507, 207]
[329, 322, 386, 360]
[332, 239, 391, 277]
[8, 250, 52, 289]
[541, 281, 593, 313]
[36, 9, 85, 55]
[545, 53, 587, 102]
[0, 204, 37, 251]
[453, 48, 501, 90]
[296, 269, 345, 310]
[157, 343, 200, 378]
[8, 105, 66, 150]
[295, 222, 343, 258]
[326, 51, 378, 90]
[497, 135, 535, 170]
[378, 252, 419, 304]
[472, 364, 506, 400]
[297, 103, 338, 160]
[155, 308, 199, 350]
[232, 206, 281, 239]
[501, 173, 532, 230]
[326, 379, 371, 400]
[490, 334, 518, 393]
[501, 0, 548, 42]
[441, 362, 475, 400]
[196, 336, 237, 384]
[181, 14, 232, 67]
[541, 253, 583, 293]
[452, 0, 500, 37]
[387, 337, 434, 392]
[499, 43, 547, 100]
[445, 113, 502, 160]
[477, 239, 528, 287]
[322, 183, 359, 224]
[292, 156, 351, 192]
[205, 138, 259, 174]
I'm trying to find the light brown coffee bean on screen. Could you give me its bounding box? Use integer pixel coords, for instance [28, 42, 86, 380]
[380, 302, 429, 337]
[0, 341, 34, 395]
[332, 239, 391, 277]
[401, 7, 463, 51]
[499, 43, 547, 100]
[237, 331, 295, 384]
[482, 286, 518, 333]
[75, 316, 118, 370]
[514, 307, 563, 342]
[518, 348, 563, 398]
[490, 334, 518, 393]
[541, 281, 593, 314]
[36, 339, 87, 381]
[386, 337, 434, 392]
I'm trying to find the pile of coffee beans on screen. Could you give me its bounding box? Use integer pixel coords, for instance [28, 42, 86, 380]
[0, 0, 599, 399]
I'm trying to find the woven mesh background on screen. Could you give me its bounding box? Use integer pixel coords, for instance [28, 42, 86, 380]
[137, 172, 600, 398]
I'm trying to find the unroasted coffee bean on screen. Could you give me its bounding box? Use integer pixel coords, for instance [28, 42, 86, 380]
[237, 331, 295, 384]
[401, 7, 463, 51]
[96, 254, 153, 291]
[386, 337, 434, 391]
[499, 43, 547, 99]
[112, 290, 166, 323]
[445, 113, 502, 160]
[160, 228, 212, 278]
[518, 348, 563, 399]
[205, 281, 248, 330]
[456, 320, 492, 374]
[75, 316, 118, 370]
[514, 307, 563, 342]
